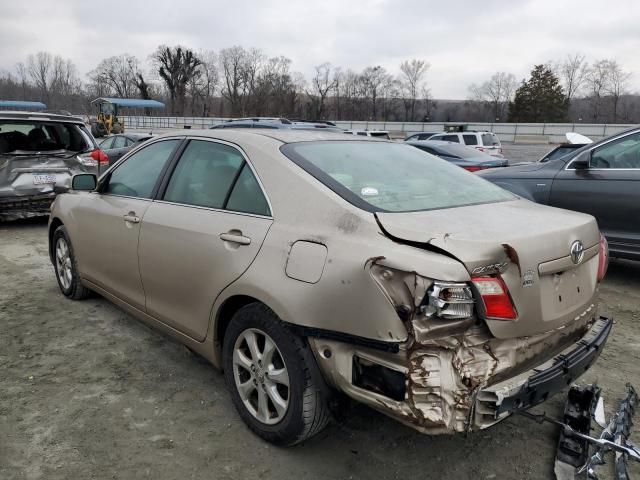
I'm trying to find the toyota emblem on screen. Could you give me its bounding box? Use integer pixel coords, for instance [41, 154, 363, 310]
[570, 240, 585, 265]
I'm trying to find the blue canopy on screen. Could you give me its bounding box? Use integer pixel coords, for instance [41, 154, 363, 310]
[92, 97, 165, 109]
[0, 100, 47, 110]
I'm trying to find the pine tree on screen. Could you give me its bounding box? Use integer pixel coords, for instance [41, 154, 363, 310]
[509, 65, 568, 122]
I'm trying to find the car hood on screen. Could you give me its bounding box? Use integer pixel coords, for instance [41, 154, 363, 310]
[376, 199, 601, 338]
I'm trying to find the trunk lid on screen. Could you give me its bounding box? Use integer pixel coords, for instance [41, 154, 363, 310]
[0, 152, 97, 198]
[376, 199, 600, 339]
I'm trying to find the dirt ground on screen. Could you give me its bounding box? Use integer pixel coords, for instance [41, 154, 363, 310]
[1, 217, 638, 480]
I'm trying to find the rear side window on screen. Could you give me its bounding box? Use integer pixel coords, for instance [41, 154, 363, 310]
[463, 134, 478, 146]
[440, 135, 460, 143]
[164, 140, 244, 209]
[105, 139, 179, 199]
[481, 133, 500, 146]
[226, 164, 271, 216]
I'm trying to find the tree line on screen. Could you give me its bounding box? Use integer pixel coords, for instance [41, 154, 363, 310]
[0, 47, 637, 123]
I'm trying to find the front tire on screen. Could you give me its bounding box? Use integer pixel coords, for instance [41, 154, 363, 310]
[223, 303, 330, 445]
[52, 225, 91, 300]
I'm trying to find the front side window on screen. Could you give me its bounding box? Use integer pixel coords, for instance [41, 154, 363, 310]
[163, 140, 244, 209]
[104, 139, 179, 198]
[591, 132, 640, 169]
[281, 141, 514, 212]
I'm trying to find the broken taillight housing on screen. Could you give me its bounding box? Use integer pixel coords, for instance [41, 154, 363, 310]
[597, 234, 609, 282]
[471, 276, 518, 320]
[79, 149, 109, 167]
[425, 281, 475, 320]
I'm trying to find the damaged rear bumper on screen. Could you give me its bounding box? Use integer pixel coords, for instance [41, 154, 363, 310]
[311, 314, 612, 435]
[0, 193, 55, 220]
[476, 315, 612, 426]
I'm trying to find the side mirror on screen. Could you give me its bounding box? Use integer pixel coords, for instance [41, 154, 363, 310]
[72, 173, 97, 191]
[570, 151, 590, 170]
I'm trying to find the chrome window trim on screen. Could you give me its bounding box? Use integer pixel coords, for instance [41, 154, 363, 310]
[565, 129, 640, 171]
[152, 199, 273, 220]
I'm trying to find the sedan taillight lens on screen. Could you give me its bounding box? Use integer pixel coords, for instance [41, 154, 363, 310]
[90, 149, 110, 165]
[597, 234, 609, 282]
[471, 276, 518, 320]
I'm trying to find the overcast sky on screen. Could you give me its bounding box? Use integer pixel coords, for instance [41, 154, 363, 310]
[1, 0, 638, 99]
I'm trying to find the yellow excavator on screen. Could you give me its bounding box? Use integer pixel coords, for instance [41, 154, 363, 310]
[90, 98, 165, 137]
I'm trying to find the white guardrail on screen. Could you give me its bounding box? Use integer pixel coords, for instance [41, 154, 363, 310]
[121, 116, 638, 143]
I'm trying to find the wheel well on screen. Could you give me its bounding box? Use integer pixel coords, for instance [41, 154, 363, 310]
[216, 295, 263, 348]
[48, 218, 63, 261]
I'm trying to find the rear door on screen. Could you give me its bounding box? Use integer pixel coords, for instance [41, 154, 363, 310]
[73, 138, 182, 309]
[138, 138, 273, 340]
[550, 132, 640, 257]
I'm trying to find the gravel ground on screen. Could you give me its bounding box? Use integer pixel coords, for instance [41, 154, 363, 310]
[1, 176, 639, 479]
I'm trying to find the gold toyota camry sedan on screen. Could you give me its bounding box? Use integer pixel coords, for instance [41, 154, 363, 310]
[48, 129, 612, 445]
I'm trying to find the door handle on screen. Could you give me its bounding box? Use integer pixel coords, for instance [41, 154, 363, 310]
[123, 213, 140, 224]
[219, 232, 251, 245]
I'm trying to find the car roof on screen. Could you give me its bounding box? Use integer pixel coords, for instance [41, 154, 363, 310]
[156, 128, 384, 145]
[0, 110, 85, 124]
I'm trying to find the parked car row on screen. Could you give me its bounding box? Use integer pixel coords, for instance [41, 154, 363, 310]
[405, 130, 504, 158]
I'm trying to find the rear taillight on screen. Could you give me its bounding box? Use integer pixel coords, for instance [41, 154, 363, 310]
[597, 234, 609, 282]
[472, 276, 517, 320]
[463, 165, 490, 172]
[90, 149, 109, 165]
[426, 281, 475, 319]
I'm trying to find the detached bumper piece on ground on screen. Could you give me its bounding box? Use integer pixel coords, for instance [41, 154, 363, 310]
[521, 383, 639, 480]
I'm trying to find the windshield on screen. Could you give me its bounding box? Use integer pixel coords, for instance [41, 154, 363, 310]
[281, 141, 515, 212]
[0, 120, 92, 154]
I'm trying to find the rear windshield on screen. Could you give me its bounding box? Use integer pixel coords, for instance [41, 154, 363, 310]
[369, 132, 391, 139]
[281, 141, 514, 212]
[481, 133, 500, 146]
[430, 143, 483, 159]
[0, 120, 92, 154]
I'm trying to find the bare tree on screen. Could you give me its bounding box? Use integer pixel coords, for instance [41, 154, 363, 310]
[360, 66, 391, 120]
[306, 63, 338, 119]
[399, 59, 429, 121]
[88, 54, 141, 98]
[559, 53, 589, 102]
[219, 46, 250, 116]
[469, 72, 517, 121]
[188, 50, 218, 116]
[26, 52, 53, 103]
[153, 45, 202, 116]
[604, 60, 631, 122]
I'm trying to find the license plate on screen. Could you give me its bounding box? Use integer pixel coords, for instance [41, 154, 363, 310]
[33, 174, 57, 185]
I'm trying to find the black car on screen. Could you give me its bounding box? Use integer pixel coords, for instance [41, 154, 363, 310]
[408, 140, 508, 171]
[99, 133, 154, 165]
[478, 128, 640, 260]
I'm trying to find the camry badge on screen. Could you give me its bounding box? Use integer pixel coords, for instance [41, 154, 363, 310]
[570, 240, 585, 265]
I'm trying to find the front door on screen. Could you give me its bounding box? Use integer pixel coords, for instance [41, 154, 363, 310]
[138, 139, 273, 341]
[73, 138, 182, 309]
[550, 132, 640, 257]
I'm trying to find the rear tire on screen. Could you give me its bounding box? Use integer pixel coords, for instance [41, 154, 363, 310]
[52, 225, 91, 300]
[223, 303, 330, 445]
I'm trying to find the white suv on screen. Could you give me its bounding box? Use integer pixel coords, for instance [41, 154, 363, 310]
[428, 131, 503, 157]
